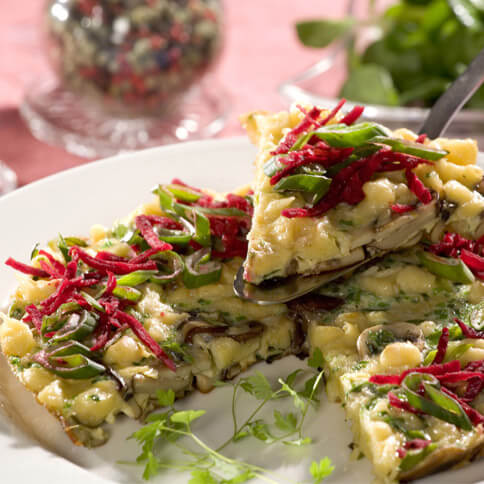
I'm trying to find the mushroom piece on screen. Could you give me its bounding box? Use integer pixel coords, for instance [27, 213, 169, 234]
[182, 320, 265, 344]
[357, 322, 425, 358]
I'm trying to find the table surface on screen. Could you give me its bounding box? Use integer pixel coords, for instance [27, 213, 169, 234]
[0, 1, 346, 187]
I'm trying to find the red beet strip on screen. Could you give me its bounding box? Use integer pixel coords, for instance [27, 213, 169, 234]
[113, 310, 175, 371]
[416, 134, 427, 144]
[388, 391, 422, 415]
[391, 204, 415, 214]
[441, 387, 484, 426]
[340, 105, 364, 125]
[135, 215, 173, 252]
[454, 318, 484, 339]
[460, 250, 484, 272]
[38, 250, 66, 277]
[70, 247, 157, 275]
[369, 360, 462, 386]
[432, 327, 449, 364]
[5, 257, 50, 278]
[405, 439, 432, 450]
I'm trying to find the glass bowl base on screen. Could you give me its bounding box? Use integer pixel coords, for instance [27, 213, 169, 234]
[20, 78, 229, 158]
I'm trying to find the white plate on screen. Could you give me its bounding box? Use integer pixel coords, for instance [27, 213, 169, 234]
[0, 138, 483, 484]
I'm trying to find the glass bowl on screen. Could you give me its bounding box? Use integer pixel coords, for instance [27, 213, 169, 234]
[21, 0, 228, 158]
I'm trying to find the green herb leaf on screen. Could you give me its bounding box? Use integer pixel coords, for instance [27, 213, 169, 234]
[143, 451, 160, 481]
[308, 348, 325, 369]
[273, 410, 298, 433]
[296, 19, 354, 48]
[156, 389, 175, 407]
[188, 469, 218, 484]
[170, 410, 206, 426]
[310, 457, 335, 483]
[240, 372, 273, 400]
[283, 437, 312, 446]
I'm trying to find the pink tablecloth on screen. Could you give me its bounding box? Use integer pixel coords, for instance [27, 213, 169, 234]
[0, 1, 346, 186]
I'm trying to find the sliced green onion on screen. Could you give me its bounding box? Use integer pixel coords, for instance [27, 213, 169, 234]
[418, 251, 475, 284]
[444, 343, 472, 363]
[371, 136, 448, 161]
[116, 270, 157, 287]
[402, 372, 473, 430]
[150, 251, 184, 285]
[263, 156, 285, 177]
[41, 302, 82, 336]
[193, 212, 211, 247]
[112, 285, 142, 302]
[299, 122, 390, 149]
[193, 206, 248, 217]
[399, 443, 437, 472]
[183, 248, 222, 289]
[274, 174, 331, 206]
[63, 236, 88, 247]
[49, 354, 105, 379]
[153, 185, 175, 212]
[79, 291, 105, 313]
[49, 310, 98, 344]
[48, 340, 94, 357]
[156, 228, 192, 245]
[165, 184, 202, 203]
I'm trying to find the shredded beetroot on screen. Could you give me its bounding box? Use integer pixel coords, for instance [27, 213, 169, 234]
[391, 204, 415, 214]
[271, 100, 347, 156]
[433, 327, 449, 364]
[5, 257, 50, 278]
[340, 105, 364, 125]
[429, 233, 481, 259]
[388, 392, 422, 414]
[464, 377, 484, 402]
[104, 271, 117, 295]
[135, 215, 173, 252]
[370, 360, 462, 386]
[142, 214, 184, 230]
[24, 305, 44, 333]
[282, 149, 433, 218]
[90, 314, 111, 352]
[129, 247, 161, 264]
[397, 448, 407, 459]
[271, 107, 323, 156]
[405, 169, 432, 204]
[460, 250, 484, 272]
[96, 252, 129, 262]
[404, 439, 432, 450]
[369, 374, 401, 385]
[416, 134, 427, 144]
[38, 250, 66, 278]
[113, 310, 175, 371]
[454, 318, 484, 339]
[70, 247, 157, 274]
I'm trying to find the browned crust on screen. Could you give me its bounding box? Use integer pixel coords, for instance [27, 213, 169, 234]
[399, 428, 484, 482]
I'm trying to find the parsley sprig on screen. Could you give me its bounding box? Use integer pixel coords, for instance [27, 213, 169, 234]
[127, 350, 333, 483]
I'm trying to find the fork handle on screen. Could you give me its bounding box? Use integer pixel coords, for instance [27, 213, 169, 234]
[419, 47, 484, 138]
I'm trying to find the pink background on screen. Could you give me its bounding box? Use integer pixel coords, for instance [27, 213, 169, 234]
[0, 1, 347, 186]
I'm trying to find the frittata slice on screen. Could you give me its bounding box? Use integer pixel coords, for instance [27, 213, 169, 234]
[241, 103, 484, 285]
[0, 182, 301, 447]
[292, 247, 484, 482]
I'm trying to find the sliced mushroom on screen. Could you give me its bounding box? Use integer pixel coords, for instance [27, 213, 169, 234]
[182, 319, 265, 344]
[357, 322, 425, 358]
[182, 320, 227, 343]
[225, 321, 265, 342]
[287, 294, 344, 313]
